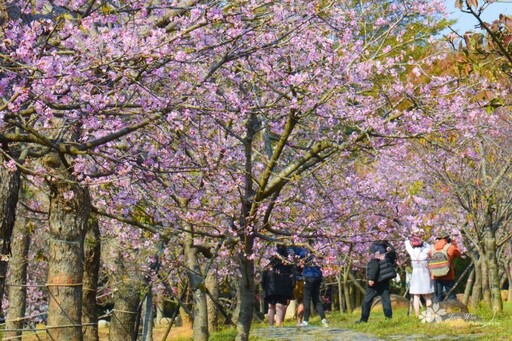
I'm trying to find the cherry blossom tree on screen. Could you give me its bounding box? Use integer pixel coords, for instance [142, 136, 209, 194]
[1, 0, 484, 340]
[393, 107, 512, 312]
[0, 143, 20, 315]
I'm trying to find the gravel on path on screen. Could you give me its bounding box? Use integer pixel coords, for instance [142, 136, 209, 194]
[250, 325, 385, 341]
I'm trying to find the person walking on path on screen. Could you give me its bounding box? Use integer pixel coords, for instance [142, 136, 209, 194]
[430, 230, 461, 303]
[293, 271, 305, 326]
[262, 246, 295, 327]
[300, 247, 328, 327]
[405, 229, 434, 316]
[357, 241, 396, 323]
[288, 245, 307, 326]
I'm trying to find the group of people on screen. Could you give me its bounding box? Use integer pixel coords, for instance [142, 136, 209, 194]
[406, 229, 461, 315]
[261, 245, 329, 327]
[262, 228, 461, 327]
[358, 229, 461, 323]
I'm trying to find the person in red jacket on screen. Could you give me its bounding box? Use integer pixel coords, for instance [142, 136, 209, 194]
[431, 230, 461, 303]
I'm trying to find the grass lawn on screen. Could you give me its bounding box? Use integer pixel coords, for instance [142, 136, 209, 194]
[207, 300, 512, 341]
[7, 301, 511, 340]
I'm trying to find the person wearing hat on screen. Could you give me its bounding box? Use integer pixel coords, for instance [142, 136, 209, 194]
[356, 241, 395, 323]
[405, 229, 434, 316]
[430, 229, 461, 303]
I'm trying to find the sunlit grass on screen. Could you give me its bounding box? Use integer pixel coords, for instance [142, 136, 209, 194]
[209, 327, 238, 341]
[208, 301, 512, 340]
[346, 301, 512, 340]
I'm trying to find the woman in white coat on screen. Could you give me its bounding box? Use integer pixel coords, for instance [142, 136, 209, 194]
[405, 229, 434, 316]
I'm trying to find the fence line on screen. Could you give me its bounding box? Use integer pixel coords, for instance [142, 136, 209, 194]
[1, 281, 103, 340]
[5, 283, 90, 288]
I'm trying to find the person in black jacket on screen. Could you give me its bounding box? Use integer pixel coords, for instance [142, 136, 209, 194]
[356, 242, 394, 323]
[262, 246, 295, 327]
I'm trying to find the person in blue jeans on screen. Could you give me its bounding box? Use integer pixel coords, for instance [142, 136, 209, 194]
[299, 249, 328, 327]
[431, 230, 461, 303]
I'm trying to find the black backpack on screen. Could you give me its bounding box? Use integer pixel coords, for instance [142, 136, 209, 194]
[377, 257, 397, 282]
[372, 240, 397, 282]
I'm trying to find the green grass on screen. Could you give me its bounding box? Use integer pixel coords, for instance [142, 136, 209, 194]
[349, 302, 512, 341]
[209, 327, 238, 341]
[207, 301, 512, 340]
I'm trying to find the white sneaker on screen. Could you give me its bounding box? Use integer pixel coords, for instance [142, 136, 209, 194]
[300, 321, 309, 327]
[321, 319, 329, 327]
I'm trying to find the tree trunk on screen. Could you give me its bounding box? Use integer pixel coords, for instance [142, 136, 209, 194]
[462, 269, 474, 307]
[235, 254, 255, 341]
[336, 273, 344, 313]
[343, 266, 353, 313]
[141, 292, 154, 341]
[231, 278, 241, 325]
[177, 278, 193, 329]
[82, 216, 101, 341]
[0, 148, 21, 315]
[471, 258, 483, 307]
[109, 282, 141, 341]
[4, 195, 30, 340]
[0, 0, 7, 29]
[507, 259, 512, 302]
[184, 238, 208, 341]
[108, 245, 144, 341]
[480, 249, 492, 307]
[206, 270, 219, 333]
[483, 227, 503, 312]
[46, 170, 90, 341]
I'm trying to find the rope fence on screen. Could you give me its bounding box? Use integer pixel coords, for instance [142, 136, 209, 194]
[0, 281, 102, 340]
[0, 279, 241, 341]
[0, 280, 159, 341]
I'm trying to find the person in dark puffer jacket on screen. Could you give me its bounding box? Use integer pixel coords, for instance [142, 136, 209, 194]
[356, 242, 394, 323]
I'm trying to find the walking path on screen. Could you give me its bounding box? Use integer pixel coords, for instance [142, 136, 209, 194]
[251, 325, 385, 341]
[251, 325, 484, 340]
